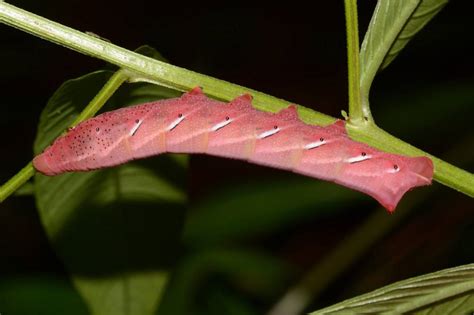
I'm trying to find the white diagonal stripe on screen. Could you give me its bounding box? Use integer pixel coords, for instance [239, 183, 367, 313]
[304, 140, 326, 149]
[167, 115, 185, 131]
[257, 127, 280, 139]
[211, 119, 233, 131]
[129, 119, 143, 136]
[345, 154, 372, 163]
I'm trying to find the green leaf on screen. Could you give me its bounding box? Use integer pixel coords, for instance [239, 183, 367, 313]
[204, 284, 259, 315]
[33, 71, 187, 315]
[183, 179, 361, 248]
[13, 181, 34, 196]
[310, 263, 474, 314]
[360, 0, 449, 99]
[158, 249, 292, 315]
[0, 275, 88, 315]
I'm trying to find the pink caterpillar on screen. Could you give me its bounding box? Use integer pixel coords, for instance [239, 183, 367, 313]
[33, 87, 433, 211]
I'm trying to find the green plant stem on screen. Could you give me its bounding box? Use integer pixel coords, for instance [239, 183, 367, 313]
[347, 123, 474, 196]
[0, 163, 35, 203]
[73, 70, 127, 124]
[344, 0, 366, 123]
[0, 2, 473, 200]
[0, 2, 334, 126]
[271, 135, 474, 315]
[0, 71, 127, 203]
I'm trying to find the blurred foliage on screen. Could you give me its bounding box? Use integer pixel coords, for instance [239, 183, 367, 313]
[33, 71, 186, 315]
[0, 275, 88, 315]
[184, 179, 361, 248]
[0, 1, 473, 315]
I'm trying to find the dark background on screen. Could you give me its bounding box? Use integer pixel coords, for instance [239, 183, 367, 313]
[0, 1, 473, 314]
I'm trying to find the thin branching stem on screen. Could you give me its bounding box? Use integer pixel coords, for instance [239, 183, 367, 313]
[344, 0, 365, 123]
[0, 2, 333, 125]
[0, 71, 127, 202]
[0, 1, 473, 202]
